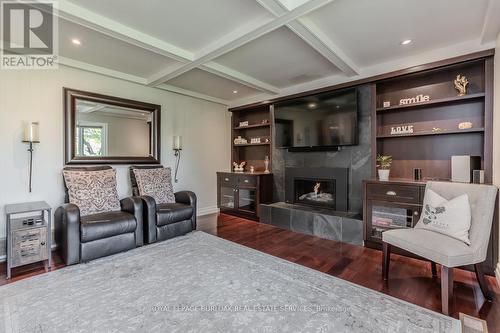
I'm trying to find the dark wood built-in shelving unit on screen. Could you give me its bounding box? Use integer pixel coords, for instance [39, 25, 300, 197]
[227, 50, 497, 275]
[366, 54, 497, 275]
[373, 58, 492, 182]
[230, 105, 273, 172]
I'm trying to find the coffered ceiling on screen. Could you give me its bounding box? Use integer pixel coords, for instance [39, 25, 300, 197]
[31, 0, 500, 106]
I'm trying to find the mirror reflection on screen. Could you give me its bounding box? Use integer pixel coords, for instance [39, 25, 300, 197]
[75, 99, 152, 157]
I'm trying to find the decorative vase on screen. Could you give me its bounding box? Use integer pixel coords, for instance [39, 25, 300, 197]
[264, 156, 270, 173]
[378, 169, 390, 181]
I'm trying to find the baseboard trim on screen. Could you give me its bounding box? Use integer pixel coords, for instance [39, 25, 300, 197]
[495, 263, 500, 288]
[197, 206, 219, 217]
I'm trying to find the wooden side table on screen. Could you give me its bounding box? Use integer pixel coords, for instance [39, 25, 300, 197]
[5, 201, 52, 279]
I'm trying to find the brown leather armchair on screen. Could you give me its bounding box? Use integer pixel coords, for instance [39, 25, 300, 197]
[130, 165, 196, 244]
[55, 166, 143, 265]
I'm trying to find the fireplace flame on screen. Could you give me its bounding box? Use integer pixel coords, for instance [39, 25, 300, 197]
[313, 182, 321, 195]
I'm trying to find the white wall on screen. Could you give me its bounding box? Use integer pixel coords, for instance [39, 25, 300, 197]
[494, 32, 500, 279]
[0, 66, 231, 240]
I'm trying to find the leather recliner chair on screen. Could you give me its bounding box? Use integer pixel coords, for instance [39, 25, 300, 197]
[130, 165, 196, 244]
[55, 166, 143, 265]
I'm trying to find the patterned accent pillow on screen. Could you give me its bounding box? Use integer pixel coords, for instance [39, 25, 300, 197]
[133, 167, 175, 204]
[63, 169, 122, 216]
[415, 189, 471, 245]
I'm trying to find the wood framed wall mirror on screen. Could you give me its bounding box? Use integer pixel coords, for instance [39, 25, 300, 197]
[64, 88, 161, 164]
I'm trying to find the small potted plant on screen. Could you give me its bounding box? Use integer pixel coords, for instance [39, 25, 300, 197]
[376, 154, 392, 181]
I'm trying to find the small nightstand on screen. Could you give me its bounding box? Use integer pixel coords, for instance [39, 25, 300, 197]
[5, 201, 52, 279]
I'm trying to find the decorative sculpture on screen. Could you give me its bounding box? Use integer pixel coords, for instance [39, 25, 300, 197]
[458, 122, 473, 130]
[264, 156, 270, 174]
[233, 161, 246, 173]
[454, 75, 468, 96]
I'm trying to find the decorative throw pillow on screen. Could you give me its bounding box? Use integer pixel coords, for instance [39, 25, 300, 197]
[63, 169, 121, 216]
[133, 167, 175, 204]
[415, 189, 471, 245]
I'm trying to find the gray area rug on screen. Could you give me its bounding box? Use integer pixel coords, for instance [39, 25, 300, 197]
[0, 231, 460, 332]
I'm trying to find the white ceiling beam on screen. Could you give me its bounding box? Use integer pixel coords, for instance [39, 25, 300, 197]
[44, 0, 281, 96]
[146, 0, 336, 86]
[155, 84, 230, 106]
[480, 0, 500, 44]
[256, 0, 358, 76]
[200, 63, 280, 94]
[59, 56, 148, 85]
[58, 57, 229, 106]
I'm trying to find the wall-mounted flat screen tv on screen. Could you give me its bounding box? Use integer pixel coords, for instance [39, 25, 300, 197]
[274, 88, 358, 150]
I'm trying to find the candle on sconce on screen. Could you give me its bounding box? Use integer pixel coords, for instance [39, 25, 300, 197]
[23, 122, 40, 142]
[173, 135, 182, 150]
[22, 122, 40, 192]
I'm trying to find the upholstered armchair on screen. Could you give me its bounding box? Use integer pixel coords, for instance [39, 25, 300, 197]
[382, 181, 497, 315]
[55, 166, 143, 265]
[130, 165, 196, 244]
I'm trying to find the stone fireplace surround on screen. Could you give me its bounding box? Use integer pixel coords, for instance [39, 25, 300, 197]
[258, 85, 371, 245]
[260, 156, 363, 246]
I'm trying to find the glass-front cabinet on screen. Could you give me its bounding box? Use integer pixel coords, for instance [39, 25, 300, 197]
[368, 201, 420, 240]
[216, 172, 273, 220]
[219, 186, 236, 210]
[363, 180, 425, 246]
[238, 188, 257, 213]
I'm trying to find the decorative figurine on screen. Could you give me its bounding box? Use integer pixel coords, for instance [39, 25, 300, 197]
[233, 161, 246, 173]
[454, 74, 468, 96]
[249, 166, 255, 174]
[234, 136, 248, 145]
[264, 156, 270, 174]
[458, 122, 473, 130]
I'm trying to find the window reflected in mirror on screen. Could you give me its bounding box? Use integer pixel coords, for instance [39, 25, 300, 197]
[75, 99, 152, 158]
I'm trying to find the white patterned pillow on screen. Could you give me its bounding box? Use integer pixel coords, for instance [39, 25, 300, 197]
[63, 169, 121, 216]
[415, 189, 471, 245]
[133, 167, 175, 204]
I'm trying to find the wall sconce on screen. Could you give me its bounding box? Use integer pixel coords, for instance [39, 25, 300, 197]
[173, 135, 182, 183]
[22, 122, 40, 192]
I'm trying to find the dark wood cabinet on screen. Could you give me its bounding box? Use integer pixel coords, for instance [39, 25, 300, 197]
[364, 180, 425, 247]
[217, 172, 273, 220]
[364, 179, 498, 275]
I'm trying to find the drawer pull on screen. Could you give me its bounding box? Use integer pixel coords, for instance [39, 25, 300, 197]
[413, 211, 419, 216]
[386, 191, 397, 196]
[244, 180, 249, 183]
[224, 178, 229, 181]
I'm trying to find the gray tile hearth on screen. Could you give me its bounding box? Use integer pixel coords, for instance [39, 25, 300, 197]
[290, 209, 314, 235]
[313, 214, 342, 241]
[260, 203, 363, 245]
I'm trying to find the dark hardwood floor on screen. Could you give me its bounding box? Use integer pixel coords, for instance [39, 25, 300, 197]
[1, 213, 499, 331]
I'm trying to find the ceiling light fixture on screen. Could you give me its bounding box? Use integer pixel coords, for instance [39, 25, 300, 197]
[400, 39, 412, 45]
[72, 39, 81, 45]
[233, 90, 238, 94]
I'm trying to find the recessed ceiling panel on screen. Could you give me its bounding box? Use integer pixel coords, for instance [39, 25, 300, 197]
[167, 69, 262, 101]
[67, 0, 275, 52]
[214, 27, 341, 88]
[306, 0, 489, 67]
[59, 19, 181, 77]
